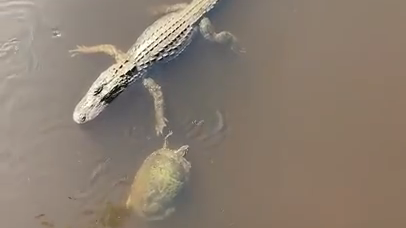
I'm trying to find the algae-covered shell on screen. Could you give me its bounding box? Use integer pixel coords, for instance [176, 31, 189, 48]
[125, 132, 191, 221]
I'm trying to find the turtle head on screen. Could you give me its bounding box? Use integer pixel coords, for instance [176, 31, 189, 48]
[175, 145, 189, 157]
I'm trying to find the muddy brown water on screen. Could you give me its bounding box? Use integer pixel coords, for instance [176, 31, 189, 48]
[1, 0, 406, 227]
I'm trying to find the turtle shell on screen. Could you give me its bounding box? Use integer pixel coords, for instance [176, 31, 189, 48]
[126, 146, 191, 221]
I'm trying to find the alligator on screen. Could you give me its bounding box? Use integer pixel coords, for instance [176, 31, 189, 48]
[70, 0, 244, 135]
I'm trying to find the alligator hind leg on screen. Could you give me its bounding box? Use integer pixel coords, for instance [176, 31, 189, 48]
[199, 17, 246, 53]
[69, 44, 127, 62]
[142, 78, 168, 136]
[149, 3, 188, 16]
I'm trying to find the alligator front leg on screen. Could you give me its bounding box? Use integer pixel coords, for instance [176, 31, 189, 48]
[199, 17, 246, 53]
[142, 78, 168, 136]
[69, 44, 127, 62]
[149, 3, 188, 16]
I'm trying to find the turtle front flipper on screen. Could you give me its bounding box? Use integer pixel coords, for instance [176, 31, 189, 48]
[142, 78, 168, 135]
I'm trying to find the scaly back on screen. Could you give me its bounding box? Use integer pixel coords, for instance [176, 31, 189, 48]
[129, 0, 221, 69]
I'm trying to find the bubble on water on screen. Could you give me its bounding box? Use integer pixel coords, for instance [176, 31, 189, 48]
[51, 28, 61, 38]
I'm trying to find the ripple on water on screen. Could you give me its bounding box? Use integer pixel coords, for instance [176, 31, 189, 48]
[0, 37, 19, 58]
[0, 0, 38, 83]
[181, 109, 229, 149]
[0, 0, 39, 147]
[0, 0, 39, 146]
[0, 2, 43, 227]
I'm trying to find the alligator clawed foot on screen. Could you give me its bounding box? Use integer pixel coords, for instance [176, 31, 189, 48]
[155, 117, 168, 136]
[148, 3, 188, 16]
[148, 6, 165, 16]
[229, 36, 246, 54]
[68, 45, 88, 57]
[231, 44, 247, 55]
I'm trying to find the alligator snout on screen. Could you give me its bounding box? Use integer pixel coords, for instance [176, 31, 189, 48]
[73, 112, 87, 124]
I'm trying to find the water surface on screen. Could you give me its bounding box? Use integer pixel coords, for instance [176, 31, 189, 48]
[1, 0, 406, 228]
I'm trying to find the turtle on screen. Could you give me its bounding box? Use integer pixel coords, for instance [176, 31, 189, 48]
[125, 131, 191, 221]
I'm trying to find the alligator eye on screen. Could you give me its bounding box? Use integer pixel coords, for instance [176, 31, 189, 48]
[94, 85, 104, 95]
